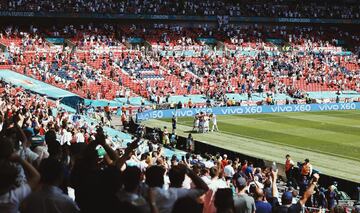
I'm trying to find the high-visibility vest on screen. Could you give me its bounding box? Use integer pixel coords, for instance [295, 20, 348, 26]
[301, 163, 311, 175]
[285, 160, 293, 172]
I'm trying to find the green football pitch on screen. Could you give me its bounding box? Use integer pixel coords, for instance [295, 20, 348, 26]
[143, 110, 360, 182]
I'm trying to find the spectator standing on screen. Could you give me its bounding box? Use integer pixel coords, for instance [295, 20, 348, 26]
[285, 154, 294, 181]
[301, 159, 312, 178]
[21, 158, 80, 213]
[0, 151, 40, 213]
[233, 177, 256, 213]
[145, 164, 209, 213]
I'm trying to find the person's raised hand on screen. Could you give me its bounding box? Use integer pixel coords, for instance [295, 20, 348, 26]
[96, 127, 106, 146]
[127, 138, 140, 151]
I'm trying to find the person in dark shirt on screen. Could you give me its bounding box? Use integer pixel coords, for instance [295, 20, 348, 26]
[171, 115, 177, 134]
[71, 128, 139, 213]
[326, 185, 337, 210]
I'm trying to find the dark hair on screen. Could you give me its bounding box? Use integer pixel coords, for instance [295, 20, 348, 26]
[140, 153, 148, 161]
[172, 196, 202, 213]
[122, 166, 141, 192]
[45, 130, 57, 144]
[145, 166, 165, 187]
[210, 166, 219, 178]
[0, 136, 15, 159]
[214, 188, 235, 213]
[39, 158, 64, 184]
[168, 165, 186, 188]
[47, 140, 62, 159]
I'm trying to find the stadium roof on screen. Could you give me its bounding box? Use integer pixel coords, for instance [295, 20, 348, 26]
[0, 69, 79, 99]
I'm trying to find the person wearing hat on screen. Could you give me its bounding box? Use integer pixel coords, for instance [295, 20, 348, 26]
[273, 173, 320, 213]
[233, 176, 256, 213]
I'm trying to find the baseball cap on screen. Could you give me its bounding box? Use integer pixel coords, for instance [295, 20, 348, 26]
[236, 177, 247, 188]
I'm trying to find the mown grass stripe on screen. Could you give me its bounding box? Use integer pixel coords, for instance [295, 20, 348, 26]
[273, 112, 360, 128]
[144, 119, 360, 182]
[217, 121, 360, 161]
[167, 117, 360, 160]
[234, 113, 360, 137]
[218, 117, 360, 146]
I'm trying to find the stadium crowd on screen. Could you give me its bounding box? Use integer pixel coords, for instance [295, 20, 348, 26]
[1, 23, 359, 106]
[0, 1, 359, 213]
[0, 0, 359, 19]
[0, 80, 359, 213]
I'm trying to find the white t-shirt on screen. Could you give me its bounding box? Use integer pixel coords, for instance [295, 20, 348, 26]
[60, 130, 72, 145]
[203, 160, 215, 169]
[152, 187, 205, 213]
[76, 133, 85, 143]
[0, 184, 31, 213]
[212, 115, 217, 125]
[203, 178, 228, 213]
[224, 164, 235, 178]
[21, 185, 79, 213]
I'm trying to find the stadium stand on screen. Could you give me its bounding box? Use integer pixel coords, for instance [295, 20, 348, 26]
[0, 1, 360, 213]
[1, 23, 359, 107]
[0, 0, 359, 19]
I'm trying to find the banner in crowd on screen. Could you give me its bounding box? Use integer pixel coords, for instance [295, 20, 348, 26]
[136, 102, 360, 121]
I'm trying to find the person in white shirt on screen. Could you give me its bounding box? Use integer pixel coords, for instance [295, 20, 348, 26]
[223, 160, 235, 179]
[76, 129, 85, 143]
[21, 158, 79, 213]
[210, 113, 219, 132]
[60, 128, 72, 145]
[116, 167, 149, 213]
[0, 152, 40, 213]
[203, 166, 228, 213]
[145, 164, 209, 213]
[204, 116, 209, 133]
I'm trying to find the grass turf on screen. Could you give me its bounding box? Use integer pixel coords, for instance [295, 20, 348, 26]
[161, 110, 360, 162]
